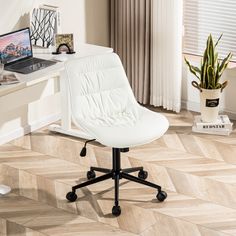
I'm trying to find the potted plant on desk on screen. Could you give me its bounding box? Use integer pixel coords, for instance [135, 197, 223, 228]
[185, 34, 232, 122]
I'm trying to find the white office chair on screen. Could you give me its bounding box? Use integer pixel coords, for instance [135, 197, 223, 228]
[65, 53, 169, 216]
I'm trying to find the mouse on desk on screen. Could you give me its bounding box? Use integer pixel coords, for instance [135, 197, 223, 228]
[52, 54, 69, 62]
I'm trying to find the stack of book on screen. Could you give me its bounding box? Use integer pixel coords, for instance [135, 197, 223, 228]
[0, 73, 19, 86]
[192, 115, 233, 135]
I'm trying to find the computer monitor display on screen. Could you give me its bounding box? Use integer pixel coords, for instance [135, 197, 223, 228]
[0, 28, 32, 65]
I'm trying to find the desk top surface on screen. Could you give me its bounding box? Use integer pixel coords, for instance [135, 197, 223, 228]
[0, 43, 113, 97]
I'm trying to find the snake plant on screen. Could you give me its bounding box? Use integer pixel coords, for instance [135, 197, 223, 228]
[185, 34, 233, 90]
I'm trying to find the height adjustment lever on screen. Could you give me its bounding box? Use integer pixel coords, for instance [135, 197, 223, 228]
[120, 148, 129, 153]
[80, 139, 96, 157]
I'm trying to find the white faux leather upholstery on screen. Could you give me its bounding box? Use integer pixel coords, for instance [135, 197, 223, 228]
[64, 53, 169, 148]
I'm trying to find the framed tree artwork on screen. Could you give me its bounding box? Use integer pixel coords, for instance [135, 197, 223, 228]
[30, 5, 61, 48]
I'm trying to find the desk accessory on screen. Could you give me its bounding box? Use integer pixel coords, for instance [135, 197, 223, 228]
[0, 73, 19, 85]
[53, 34, 75, 54]
[52, 43, 76, 55]
[1, 28, 56, 74]
[31, 5, 61, 48]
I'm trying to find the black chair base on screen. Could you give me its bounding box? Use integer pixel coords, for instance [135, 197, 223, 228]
[66, 148, 167, 216]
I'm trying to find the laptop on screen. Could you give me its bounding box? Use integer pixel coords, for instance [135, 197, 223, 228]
[0, 27, 56, 74]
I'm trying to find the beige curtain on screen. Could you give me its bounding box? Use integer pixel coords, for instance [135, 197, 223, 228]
[110, 0, 151, 104]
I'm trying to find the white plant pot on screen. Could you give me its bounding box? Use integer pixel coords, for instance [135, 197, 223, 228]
[200, 88, 221, 122]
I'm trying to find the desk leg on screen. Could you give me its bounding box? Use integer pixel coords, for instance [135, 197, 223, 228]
[60, 70, 72, 130]
[48, 71, 94, 140]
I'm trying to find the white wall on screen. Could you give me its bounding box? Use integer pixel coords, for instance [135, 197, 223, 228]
[182, 59, 236, 119]
[0, 1, 35, 34]
[37, 0, 86, 43]
[0, 0, 110, 46]
[85, 0, 110, 46]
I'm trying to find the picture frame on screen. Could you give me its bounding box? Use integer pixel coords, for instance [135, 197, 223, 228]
[55, 34, 74, 52]
[30, 5, 61, 48]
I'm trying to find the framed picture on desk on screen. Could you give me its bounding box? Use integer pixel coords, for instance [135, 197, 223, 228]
[55, 34, 74, 52]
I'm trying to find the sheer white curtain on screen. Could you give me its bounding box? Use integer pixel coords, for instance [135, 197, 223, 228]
[150, 0, 183, 112]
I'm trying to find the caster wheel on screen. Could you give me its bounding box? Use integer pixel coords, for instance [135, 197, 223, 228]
[87, 170, 96, 180]
[138, 170, 148, 180]
[66, 191, 77, 202]
[156, 190, 167, 202]
[112, 205, 121, 216]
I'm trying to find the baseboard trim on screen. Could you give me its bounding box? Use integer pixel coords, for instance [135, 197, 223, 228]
[181, 100, 200, 113]
[0, 113, 60, 145]
[221, 109, 236, 120]
[181, 100, 236, 120]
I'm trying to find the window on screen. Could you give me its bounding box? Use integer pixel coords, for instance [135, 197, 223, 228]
[183, 0, 236, 61]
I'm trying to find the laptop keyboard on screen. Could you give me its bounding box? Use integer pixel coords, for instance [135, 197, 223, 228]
[9, 58, 46, 70]
[4, 57, 56, 74]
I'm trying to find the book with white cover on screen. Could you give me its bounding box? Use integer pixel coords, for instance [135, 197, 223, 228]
[194, 115, 233, 130]
[192, 125, 232, 136]
[0, 73, 19, 85]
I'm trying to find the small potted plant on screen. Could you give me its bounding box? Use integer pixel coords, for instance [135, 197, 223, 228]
[185, 34, 232, 122]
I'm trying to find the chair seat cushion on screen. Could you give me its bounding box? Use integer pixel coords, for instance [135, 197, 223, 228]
[74, 106, 169, 148]
[66, 53, 169, 148]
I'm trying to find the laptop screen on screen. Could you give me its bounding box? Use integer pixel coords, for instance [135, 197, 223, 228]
[0, 28, 32, 65]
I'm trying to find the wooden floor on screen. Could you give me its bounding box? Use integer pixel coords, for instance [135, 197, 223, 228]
[1, 109, 236, 236]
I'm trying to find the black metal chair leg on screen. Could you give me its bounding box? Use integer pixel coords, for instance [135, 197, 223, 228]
[121, 172, 161, 191]
[122, 167, 143, 173]
[114, 174, 119, 206]
[112, 173, 121, 216]
[90, 167, 111, 173]
[72, 172, 112, 192]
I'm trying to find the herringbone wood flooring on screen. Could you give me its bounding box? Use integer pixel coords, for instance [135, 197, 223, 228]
[1, 109, 236, 235]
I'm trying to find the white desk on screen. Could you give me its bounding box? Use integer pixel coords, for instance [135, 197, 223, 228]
[0, 43, 113, 97]
[0, 43, 113, 145]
